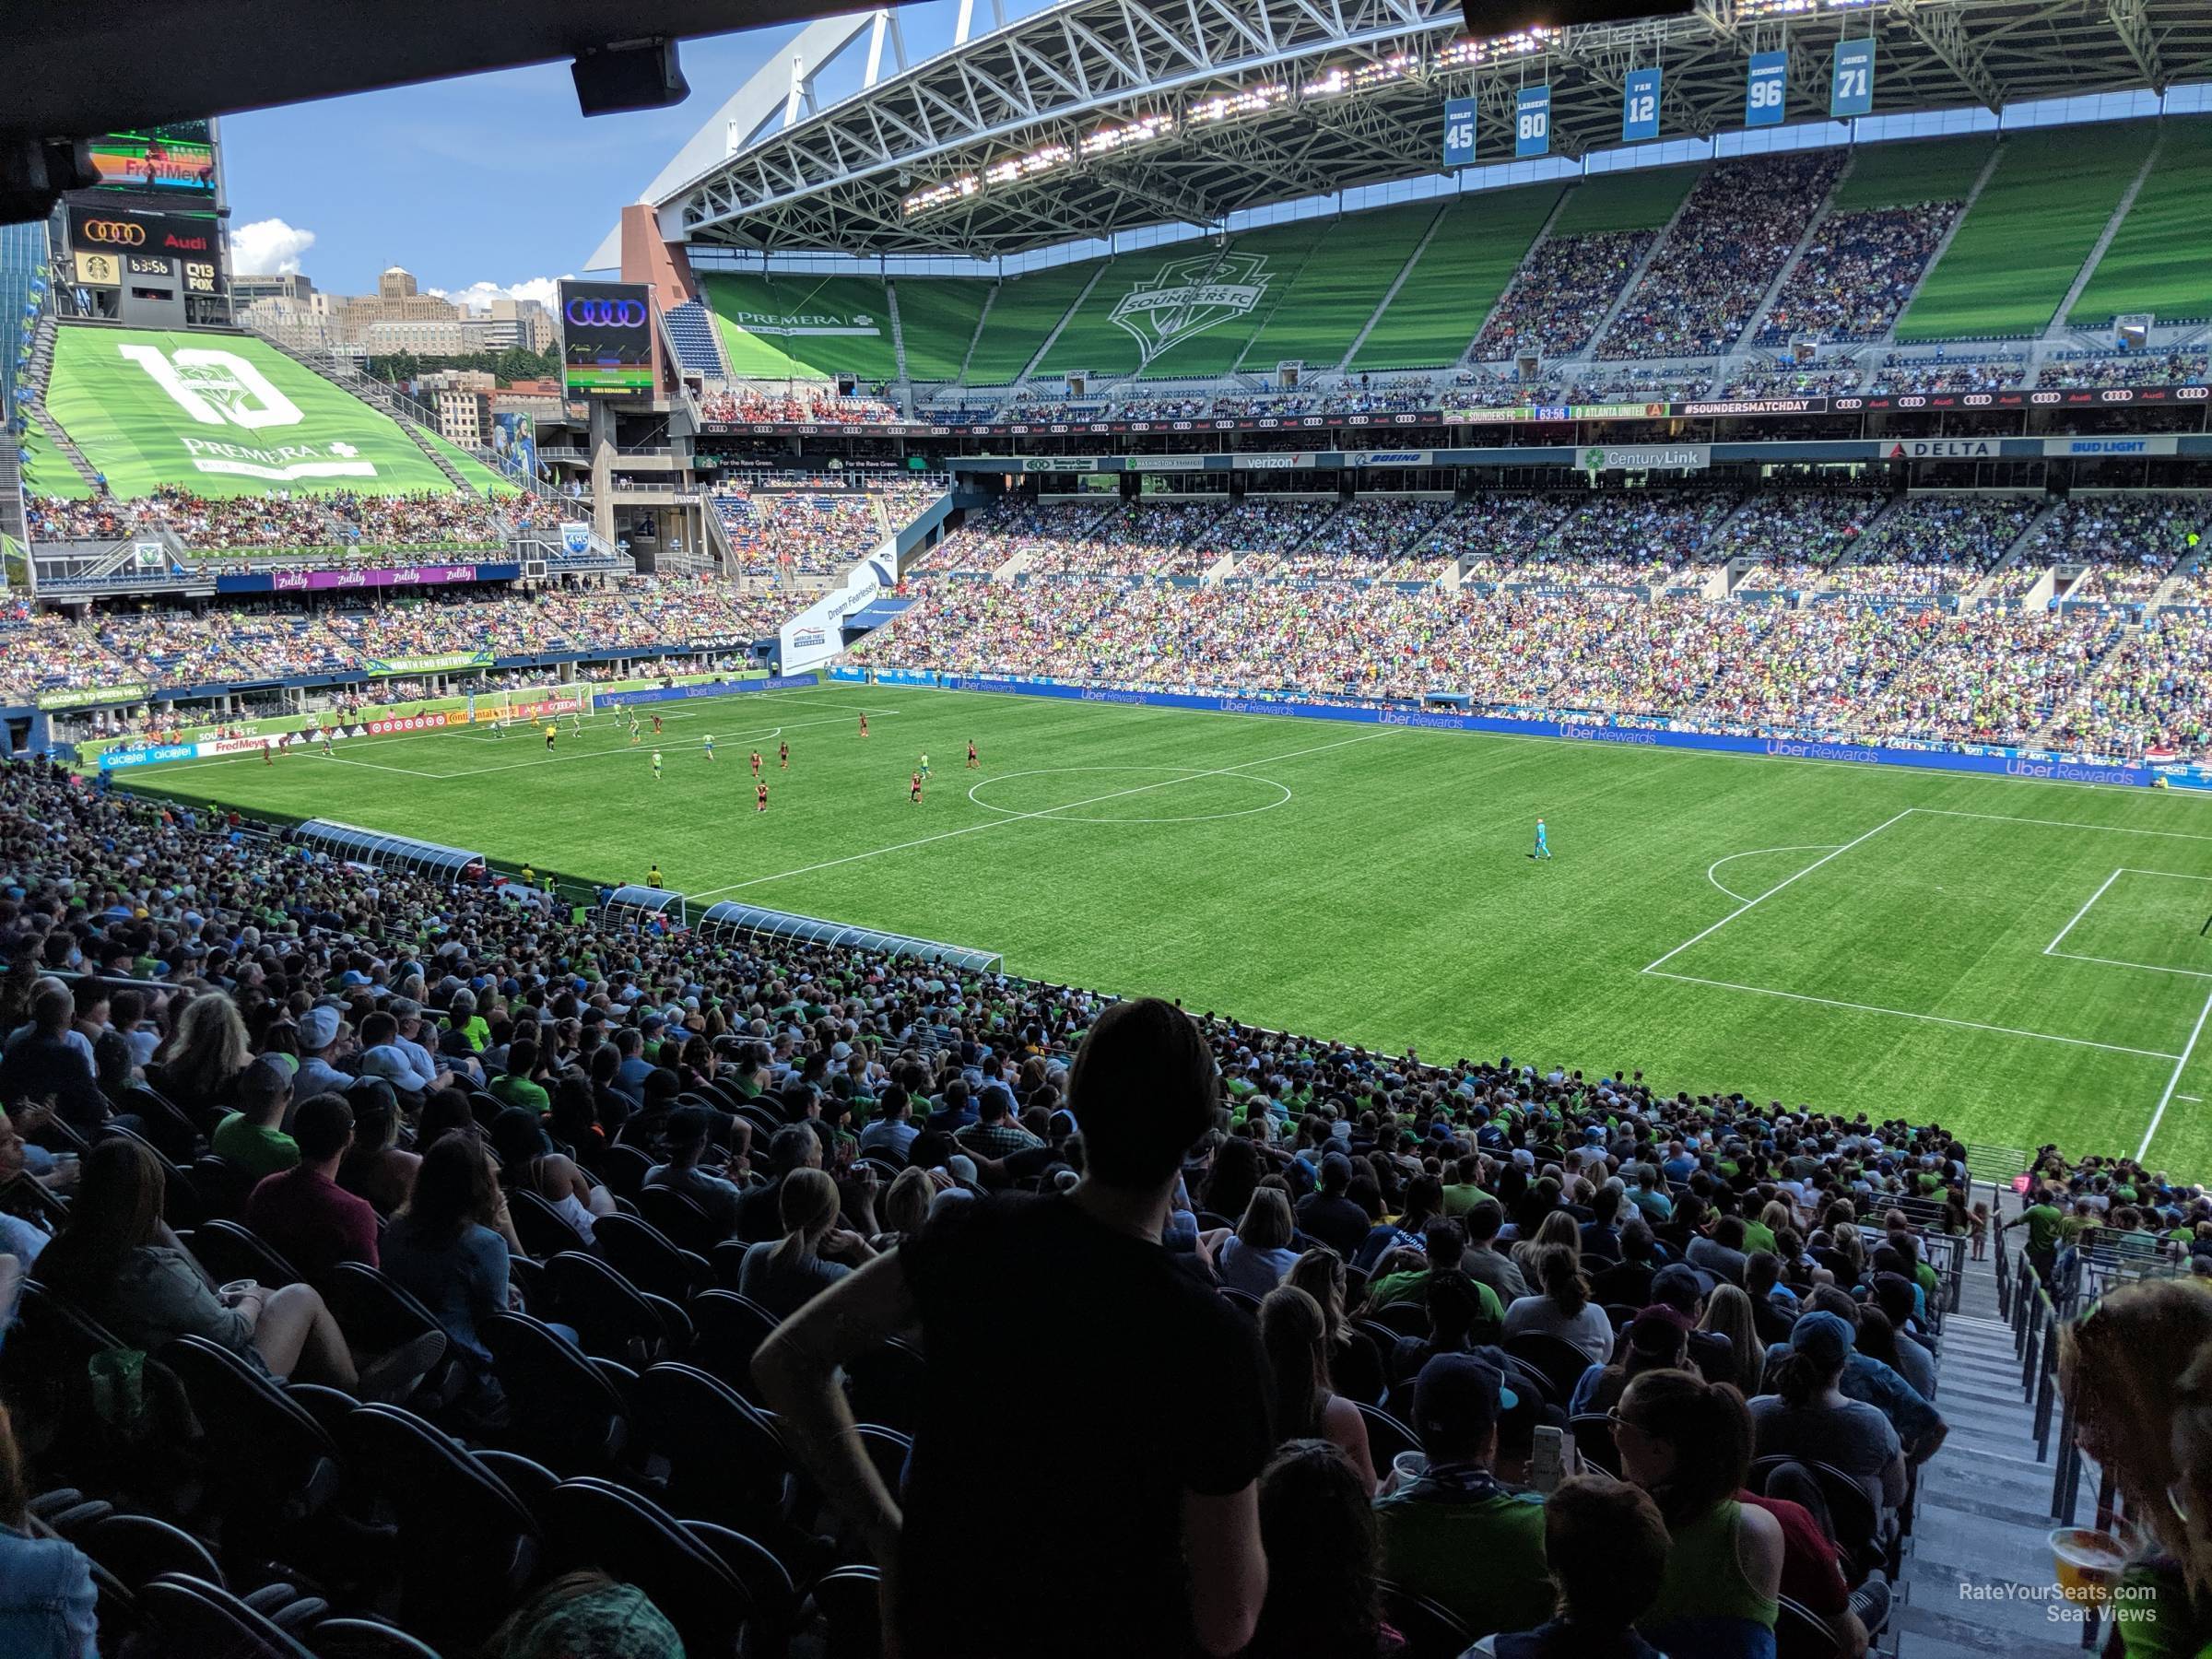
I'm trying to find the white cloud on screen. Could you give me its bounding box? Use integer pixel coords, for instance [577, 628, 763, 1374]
[230, 218, 317, 276]
[443, 276, 570, 313]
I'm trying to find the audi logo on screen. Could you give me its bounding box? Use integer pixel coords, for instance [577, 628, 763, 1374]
[2180, 387, 2209, 400]
[566, 299, 645, 327]
[79, 220, 146, 246]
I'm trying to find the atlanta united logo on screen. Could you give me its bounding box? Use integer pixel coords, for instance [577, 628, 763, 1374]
[1109, 252, 1271, 371]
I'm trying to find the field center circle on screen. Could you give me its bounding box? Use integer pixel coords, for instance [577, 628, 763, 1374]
[968, 765, 1292, 825]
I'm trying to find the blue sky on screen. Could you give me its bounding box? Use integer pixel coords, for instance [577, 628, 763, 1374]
[218, 4, 1046, 304]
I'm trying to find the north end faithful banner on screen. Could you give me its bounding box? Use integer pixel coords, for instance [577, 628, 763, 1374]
[66, 203, 218, 259]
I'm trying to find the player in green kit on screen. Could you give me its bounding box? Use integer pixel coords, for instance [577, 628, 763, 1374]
[652, 749, 663, 782]
[702, 735, 716, 762]
[919, 751, 932, 782]
[1531, 818, 1551, 860]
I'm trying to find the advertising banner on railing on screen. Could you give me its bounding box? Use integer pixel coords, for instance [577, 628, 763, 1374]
[598, 673, 818, 709]
[265, 563, 482, 594]
[40, 682, 151, 711]
[363, 650, 494, 677]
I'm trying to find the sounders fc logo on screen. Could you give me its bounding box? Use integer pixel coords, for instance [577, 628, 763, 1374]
[116, 343, 379, 482]
[1109, 252, 1270, 371]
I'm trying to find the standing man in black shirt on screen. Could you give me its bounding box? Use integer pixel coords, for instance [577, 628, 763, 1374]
[757, 996, 1272, 1658]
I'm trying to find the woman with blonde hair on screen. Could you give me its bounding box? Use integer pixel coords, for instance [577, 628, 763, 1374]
[1259, 1286, 1377, 1493]
[738, 1167, 874, 1320]
[1287, 1246, 1384, 1406]
[1697, 1284, 1765, 1396]
[1207, 1188, 1300, 1298]
[2061, 1277, 2212, 1653]
[150, 993, 253, 1123]
[1511, 1208, 1583, 1283]
[871, 1164, 937, 1250]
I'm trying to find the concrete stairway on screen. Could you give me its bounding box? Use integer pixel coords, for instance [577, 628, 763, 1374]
[1892, 1242, 2082, 1659]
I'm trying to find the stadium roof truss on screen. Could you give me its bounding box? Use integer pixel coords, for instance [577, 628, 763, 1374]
[669, 0, 2212, 257]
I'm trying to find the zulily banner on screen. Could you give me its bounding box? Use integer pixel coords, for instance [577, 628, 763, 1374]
[935, 677, 2157, 789]
[250, 563, 483, 594]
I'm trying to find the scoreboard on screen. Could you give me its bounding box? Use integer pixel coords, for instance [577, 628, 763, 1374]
[63, 121, 228, 325]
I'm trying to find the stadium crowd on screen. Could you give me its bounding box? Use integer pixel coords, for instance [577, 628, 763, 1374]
[0, 582, 792, 706]
[2036, 351, 2211, 389]
[1863, 354, 2027, 396]
[1755, 202, 1960, 347]
[1823, 494, 2041, 599]
[1599, 153, 1846, 360]
[700, 385, 903, 425]
[2011, 493, 2206, 604]
[47, 725, 2212, 1655]
[28, 488, 520, 560]
[1473, 230, 1658, 360]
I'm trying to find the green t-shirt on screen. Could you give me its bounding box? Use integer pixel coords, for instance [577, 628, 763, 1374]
[2018, 1204, 2066, 1253]
[1367, 1271, 1505, 1326]
[1373, 1480, 1552, 1639]
[1441, 1182, 1490, 1218]
[488, 1074, 551, 1115]
[1742, 1220, 1778, 1256]
[212, 1113, 300, 1180]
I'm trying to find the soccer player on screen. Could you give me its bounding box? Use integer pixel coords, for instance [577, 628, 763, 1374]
[751, 749, 762, 778]
[756, 781, 770, 814]
[703, 735, 716, 762]
[967, 738, 979, 770]
[629, 715, 641, 746]
[544, 723, 557, 752]
[648, 863, 663, 888]
[1532, 818, 1552, 860]
[491, 717, 506, 739]
[919, 751, 931, 782]
[569, 710, 582, 735]
[910, 770, 924, 806]
[859, 712, 869, 739]
[779, 740, 789, 771]
[321, 729, 335, 759]
[653, 714, 664, 735]
[652, 749, 664, 782]
[263, 740, 274, 766]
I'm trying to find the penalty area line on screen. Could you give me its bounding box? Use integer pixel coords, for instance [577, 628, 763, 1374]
[2138, 983, 2212, 1161]
[1642, 970, 2183, 1063]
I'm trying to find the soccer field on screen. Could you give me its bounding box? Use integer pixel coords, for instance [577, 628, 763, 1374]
[121, 682, 2212, 1174]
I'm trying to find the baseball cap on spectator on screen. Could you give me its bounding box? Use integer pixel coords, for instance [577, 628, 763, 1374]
[1791, 1311, 1856, 1368]
[300, 1006, 341, 1050]
[1413, 1353, 1517, 1459]
[1651, 1264, 1707, 1312]
[237, 1054, 292, 1112]
[359, 1043, 431, 1092]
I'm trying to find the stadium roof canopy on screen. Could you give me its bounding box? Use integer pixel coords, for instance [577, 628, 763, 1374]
[661, 0, 2212, 258]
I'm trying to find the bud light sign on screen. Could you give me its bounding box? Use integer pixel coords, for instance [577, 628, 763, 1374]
[559, 279, 654, 397]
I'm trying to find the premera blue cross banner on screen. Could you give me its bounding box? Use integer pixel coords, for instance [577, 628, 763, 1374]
[1747, 52, 1788, 127]
[1831, 39, 1876, 117]
[1515, 86, 1552, 158]
[1622, 68, 1661, 143]
[1442, 98, 1477, 167]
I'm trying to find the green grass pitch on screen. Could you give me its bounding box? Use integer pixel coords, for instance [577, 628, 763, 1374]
[120, 683, 2212, 1174]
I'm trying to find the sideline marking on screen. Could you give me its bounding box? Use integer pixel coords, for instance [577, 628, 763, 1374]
[686, 728, 1394, 902]
[2140, 984, 2212, 1159]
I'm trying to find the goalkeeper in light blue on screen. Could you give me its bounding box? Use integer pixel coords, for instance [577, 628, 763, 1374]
[1532, 818, 1552, 860]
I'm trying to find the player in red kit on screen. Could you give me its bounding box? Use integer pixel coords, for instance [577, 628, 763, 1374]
[756, 782, 770, 813]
